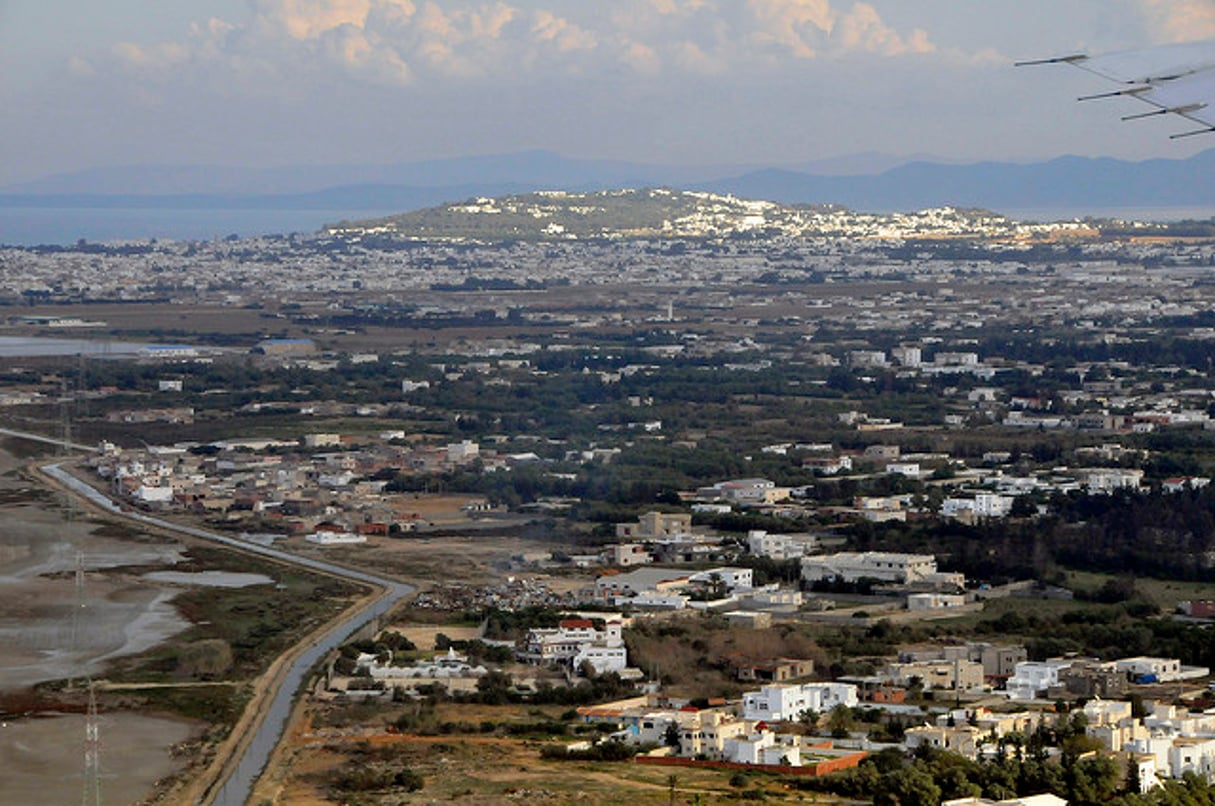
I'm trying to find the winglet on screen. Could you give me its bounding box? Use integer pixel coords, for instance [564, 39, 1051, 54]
[1015, 54, 1088, 67]
[1170, 126, 1215, 140]
[1125, 102, 1209, 121]
[1078, 86, 1150, 101]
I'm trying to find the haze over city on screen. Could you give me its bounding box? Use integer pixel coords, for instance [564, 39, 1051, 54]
[5, 0, 1215, 189]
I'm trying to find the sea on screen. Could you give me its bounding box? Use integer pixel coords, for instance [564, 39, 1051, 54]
[0, 207, 401, 247]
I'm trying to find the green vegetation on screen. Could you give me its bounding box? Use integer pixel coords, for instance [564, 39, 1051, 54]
[329, 743, 424, 795]
[803, 745, 1215, 806]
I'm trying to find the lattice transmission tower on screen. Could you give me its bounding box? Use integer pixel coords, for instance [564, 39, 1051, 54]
[82, 680, 102, 806]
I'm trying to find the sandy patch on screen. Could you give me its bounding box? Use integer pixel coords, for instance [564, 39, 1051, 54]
[386, 624, 485, 650]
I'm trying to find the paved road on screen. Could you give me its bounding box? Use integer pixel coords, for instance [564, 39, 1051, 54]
[42, 463, 414, 806]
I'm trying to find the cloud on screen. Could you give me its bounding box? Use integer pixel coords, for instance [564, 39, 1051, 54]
[673, 40, 725, 74]
[97, 0, 948, 98]
[318, 24, 413, 85]
[747, 0, 836, 58]
[468, 1, 516, 39]
[112, 41, 191, 70]
[1140, 0, 1215, 42]
[746, 0, 935, 58]
[253, 0, 377, 40]
[834, 3, 934, 56]
[532, 10, 597, 53]
[650, 0, 709, 15]
[622, 41, 662, 74]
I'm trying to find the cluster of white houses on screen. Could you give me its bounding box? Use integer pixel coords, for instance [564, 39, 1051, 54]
[89, 436, 518, 533]
[574, 676, 1215, 788]
[328, 616, 1215, 786]
[907, 698, 1215, 793]
[576, 690, 867, 770]
[1006, 656, 1209, 701]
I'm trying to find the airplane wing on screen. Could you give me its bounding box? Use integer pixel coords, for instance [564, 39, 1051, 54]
[1018, 40, 1215, 139]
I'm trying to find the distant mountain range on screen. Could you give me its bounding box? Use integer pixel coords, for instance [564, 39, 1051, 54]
[2, 149, 1214, 217]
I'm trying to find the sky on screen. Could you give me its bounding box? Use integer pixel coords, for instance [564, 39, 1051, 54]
[3, 0, 1215, 186]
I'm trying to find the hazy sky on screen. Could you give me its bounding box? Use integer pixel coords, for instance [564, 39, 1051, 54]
[3, 0, 1215, 185]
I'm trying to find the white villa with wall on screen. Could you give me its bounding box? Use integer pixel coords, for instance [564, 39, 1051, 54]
[741, 682, 858, 722]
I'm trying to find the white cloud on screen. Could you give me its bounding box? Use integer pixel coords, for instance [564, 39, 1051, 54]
[96, 0, 952, 97]
[622, 41, 663, 74]
[747, 0, 836, 58]
[532, 10, 597, 53]
[250, 0, 368, 40]
[318, 24, 413, 85]
[468, 1, 517, 39]
[673, 40, 725, 74]
[1139, 0, 1215, 42]
[112, 41, 191, 70]
[745, 0, 936, 59]
[834, 3, 934, 56]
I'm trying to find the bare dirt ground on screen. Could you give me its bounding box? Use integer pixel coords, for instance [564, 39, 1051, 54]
[266, 719, 781, 805]
[0, 441, 216, 804]
[288, 529, 569, 588]
[0, 710, 197, 805]
[0, 445, 190, 688]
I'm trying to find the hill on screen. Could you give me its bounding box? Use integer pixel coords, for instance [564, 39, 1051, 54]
[326, 189, 1071, 242]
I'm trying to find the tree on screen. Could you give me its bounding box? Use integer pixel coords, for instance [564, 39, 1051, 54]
[874, 766, 942, 806]
[828, 704, 856, 738]
[663, 723, 681, 751]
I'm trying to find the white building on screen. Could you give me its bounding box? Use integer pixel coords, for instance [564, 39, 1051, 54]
[848, 350, 888, 368]
[886, 658, 985, 691]
[725, 729, 803, 766]
[305, 531, 367, 545]
[356, 647, 488, 680]
[803, 455, 853, 475]
[905, 725, 982, 759]
[741, 682, 858, 722]
[886, 462, 923, 479]
[446, 440, 479, 462]
[941, 493, 1015, 520]
[891, 346, 922, 367]
[944, 795, 1068, 806]
[695, 478, 790, 506]
[690, 567, 753, 592]
[595, 567, 692, 601]
[1114, 656, 1199, 683]
[133, 483, 176, 504]
[1005, 660, 1073, 701]
[1082, 468, 1144, 492]
[747, 530, 812, 560]
[934, 351, 980, 367]
[907, 593, 968, 611]
[801, 552, 964, 588]
[1169, 738, 1215, 782]
[523, 618, 627, 674]
[607, 543, 653, 567]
